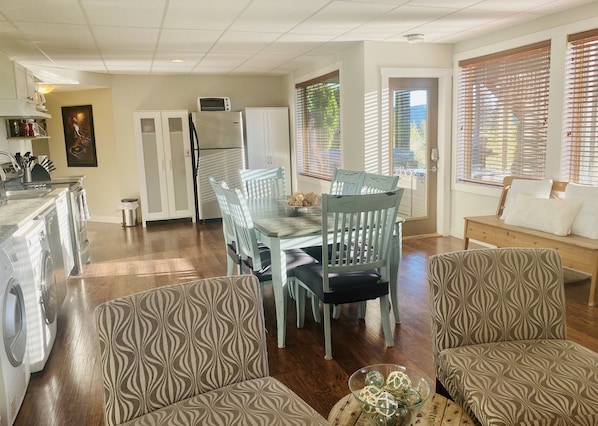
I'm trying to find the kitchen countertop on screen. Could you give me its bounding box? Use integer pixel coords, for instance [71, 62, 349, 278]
[0, 186, 69, 244]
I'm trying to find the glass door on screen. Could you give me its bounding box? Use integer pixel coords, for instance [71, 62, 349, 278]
[389, 78, 438, 236]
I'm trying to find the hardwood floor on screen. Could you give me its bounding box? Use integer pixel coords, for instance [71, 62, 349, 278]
[15, 221, 598, 425]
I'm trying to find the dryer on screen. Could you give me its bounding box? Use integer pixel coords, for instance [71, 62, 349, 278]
[12, 220, 57, 374]
[0, 238, 30, 425]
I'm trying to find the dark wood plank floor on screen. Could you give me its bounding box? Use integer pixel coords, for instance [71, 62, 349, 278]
[15, 221, 598, 425]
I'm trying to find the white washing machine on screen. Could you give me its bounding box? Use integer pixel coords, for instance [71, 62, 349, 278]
[11, 220, 57, 374]
[0, 237, 30, 426]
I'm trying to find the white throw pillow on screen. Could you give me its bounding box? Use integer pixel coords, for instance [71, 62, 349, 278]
[504, 194, 582, 236]
[500, 179, 553, 220]
[565, 183, 598, 239]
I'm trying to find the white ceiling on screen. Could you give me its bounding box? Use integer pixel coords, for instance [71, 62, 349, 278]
[0, 0, 595, 78]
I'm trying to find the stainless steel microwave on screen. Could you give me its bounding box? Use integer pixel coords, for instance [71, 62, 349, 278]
[197, 97, 231, 111]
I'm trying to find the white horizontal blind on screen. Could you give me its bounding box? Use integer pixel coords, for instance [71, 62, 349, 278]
[295, 71, 340, 180]
[563, 29, 598, 186]
[457, 41, 551, 185]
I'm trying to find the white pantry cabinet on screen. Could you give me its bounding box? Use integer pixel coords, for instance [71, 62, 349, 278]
[244, 107, 291, 185]
[133, 110, 194, 226]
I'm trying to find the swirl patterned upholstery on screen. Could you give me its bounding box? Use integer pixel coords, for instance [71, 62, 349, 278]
[95, 275, 329, 426]
[428, 248, 598, 426]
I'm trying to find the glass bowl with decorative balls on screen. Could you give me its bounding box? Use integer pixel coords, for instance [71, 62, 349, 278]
[348, 364, 431, 426]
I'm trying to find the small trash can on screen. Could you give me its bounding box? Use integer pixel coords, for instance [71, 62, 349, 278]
[120, 198, 138, 227]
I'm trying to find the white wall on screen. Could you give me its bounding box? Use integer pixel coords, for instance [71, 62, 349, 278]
[449, 3, 598, 239]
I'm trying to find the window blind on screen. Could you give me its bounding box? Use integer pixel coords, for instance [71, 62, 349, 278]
[295, 70, 340, 180]
[457, 41, 551, 185]
[564, 29, 598, 186]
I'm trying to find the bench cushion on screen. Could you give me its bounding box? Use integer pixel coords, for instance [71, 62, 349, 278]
[438, 339, 598, 426]
[121, 377, 330, 426]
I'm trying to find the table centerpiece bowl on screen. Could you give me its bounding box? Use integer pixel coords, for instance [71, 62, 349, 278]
[348, 364, 431, 426]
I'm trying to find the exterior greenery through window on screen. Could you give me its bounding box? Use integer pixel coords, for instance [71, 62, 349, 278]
[564, 29, 598, 186]
[457, 41, 551, 185]
[295, 70, 340, 180]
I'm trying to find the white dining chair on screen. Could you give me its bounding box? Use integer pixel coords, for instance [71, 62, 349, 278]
[360, 172, 399, 194]
[293, 191, 402, 360]
[239, 167, 286, 199]
[209, 176, 241, 276]
[223, 187, 316, 298]
[329, 169, 365, 195]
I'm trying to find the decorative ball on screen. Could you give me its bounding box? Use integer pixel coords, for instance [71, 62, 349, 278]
[371, 412, 398, 426]
[365, 370, 385, 388]
[359, 385, 382, 413]
[386, 370, 412, 398]
[374, 391, 398, 417]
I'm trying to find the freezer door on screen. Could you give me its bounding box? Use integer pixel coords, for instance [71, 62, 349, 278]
[192, 111, 244, 149]
[197, 148, 245, 220]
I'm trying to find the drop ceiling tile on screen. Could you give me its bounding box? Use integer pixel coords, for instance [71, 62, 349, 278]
[262, 33, 336, 55]
[337, 5, 456, 41]
[230, 0, 330, 33]
[0, 0, 85, 24]
[210, 31, 280, 54]
[163, 0, 250, 30]
[290, 1, 398, 36]
[81, 0, 166, 27]
[13, 22, 96, 50]
[196, 52, 253, 68]
[92, 27, 159, 51]
[156, 29, 222, 53]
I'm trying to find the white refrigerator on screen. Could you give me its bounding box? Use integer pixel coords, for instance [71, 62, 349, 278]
[190, 111, 246, 221]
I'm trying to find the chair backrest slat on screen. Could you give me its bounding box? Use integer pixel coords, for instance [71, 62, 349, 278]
[240, 167, 286, 199]
[224, 187, 264, 271]
[361, 172, 399, 194]
[329, 169, 365, 195]
[210, 176, 237, 247]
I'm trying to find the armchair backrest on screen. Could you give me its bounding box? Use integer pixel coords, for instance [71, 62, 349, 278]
[428, 248, 567, 359]
[94, 275, 269, 426]
[239, 167, 286, 199]
[321, 191, 401, 289]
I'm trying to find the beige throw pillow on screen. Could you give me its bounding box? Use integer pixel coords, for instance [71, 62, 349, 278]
[503, 194, 582, 236]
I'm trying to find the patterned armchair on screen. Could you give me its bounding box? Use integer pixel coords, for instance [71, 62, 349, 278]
[428, 248, 598, 426]
[95, 275, 329, 426]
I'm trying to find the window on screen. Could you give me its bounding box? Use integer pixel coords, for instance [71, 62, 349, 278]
[564, 29, 598, 186]
[295, 70, 340, 180]
[457, 41, 551, 185]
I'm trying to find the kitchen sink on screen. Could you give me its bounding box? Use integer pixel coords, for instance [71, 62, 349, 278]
[6, 188, 52, 199]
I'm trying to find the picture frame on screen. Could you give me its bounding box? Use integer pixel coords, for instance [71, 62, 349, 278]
[61, 104, 98, 167]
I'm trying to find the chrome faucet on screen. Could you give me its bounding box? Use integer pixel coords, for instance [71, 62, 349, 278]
[0, 151, 22, 182]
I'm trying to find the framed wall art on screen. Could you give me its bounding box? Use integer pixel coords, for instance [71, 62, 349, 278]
[61, 104, 98, 167]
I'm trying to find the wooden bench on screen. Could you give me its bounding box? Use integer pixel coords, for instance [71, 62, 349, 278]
[464, 176, 598, 307]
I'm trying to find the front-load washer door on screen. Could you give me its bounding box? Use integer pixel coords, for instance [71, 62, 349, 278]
[40, 251, 57, 325]
[4, 278, 27, 367]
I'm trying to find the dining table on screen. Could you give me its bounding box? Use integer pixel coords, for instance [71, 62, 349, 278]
[246, 198, 404, 349]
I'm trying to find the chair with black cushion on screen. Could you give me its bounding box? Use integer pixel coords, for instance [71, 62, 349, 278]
[223, 186, 316, 296]
[94, 275, 329, 426]
[209, 176, 240, 276]
[329, 168, 364, 195]
[293, 191, 402, 360]
[428, 247, 598, 425]
[239, 167, 286, 199]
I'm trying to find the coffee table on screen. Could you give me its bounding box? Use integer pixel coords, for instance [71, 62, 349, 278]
[328, 392, 474, 425]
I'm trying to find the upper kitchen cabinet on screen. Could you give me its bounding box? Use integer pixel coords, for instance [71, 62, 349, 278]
[0, 58, 50, 120]
[133, 110, 195, 226]
[244, 107, 292, 186]
[0, 61, 35, 104]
